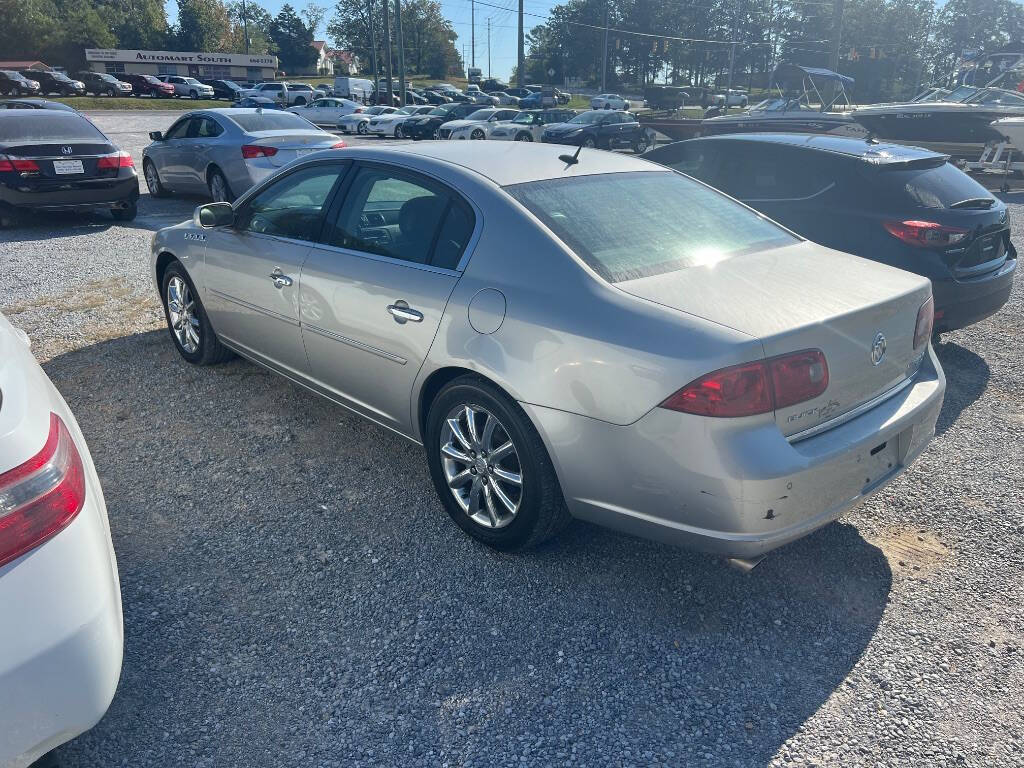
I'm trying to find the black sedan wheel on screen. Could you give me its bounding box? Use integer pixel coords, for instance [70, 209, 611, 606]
[583, 137, 596, 149]
[395, 124, 404, 139]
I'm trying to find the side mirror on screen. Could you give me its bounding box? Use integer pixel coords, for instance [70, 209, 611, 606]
[149, 131, 163, 141]
[196, 202, 234, 229]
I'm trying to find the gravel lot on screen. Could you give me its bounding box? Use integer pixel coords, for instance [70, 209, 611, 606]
[2, 112, 1023, 768]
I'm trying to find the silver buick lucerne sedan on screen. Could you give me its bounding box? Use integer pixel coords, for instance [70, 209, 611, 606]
[150, 142, 945, 562]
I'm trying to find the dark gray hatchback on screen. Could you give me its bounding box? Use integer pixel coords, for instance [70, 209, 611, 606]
[646, 134, 1017, 335]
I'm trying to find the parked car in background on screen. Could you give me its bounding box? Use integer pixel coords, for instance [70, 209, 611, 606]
[205, 79, 246, 100]
[287, 83, 325, 105]
[366, 105, 434, 137]
[647, 134, 1017, 335]
[481, 78, 510, 92]
[489, 108, 578, 141]
[420, 89, 452, 105]
[543, 109, 650, 152]
[0, 110, 139, 226]
[0, 71, 41, 96]
[440, 107, 520, 139]
[333, 76, 374, 102]
[316, 83, 335, 96]
[504, 87, 534, 99]
[0, 98, 78, 112]
[78, 71, 132, 96]
[0, 310, 123, 768]
[591, 93, 630, 110]
[337, 104, 397, 134]
[713, 88, 748, 107]
[466, 91, 500, 106]
[150, 141, 944, 562]
[520, 86, 562, 109]
[117, 73, 174, 98]
[142, 108, 344, 203]
[400, 102, 482, 140]
[157, 75, 214, 99]
[287, 97, 362, 126]
[236, 82, 318, 106]
[19, 70, 84, 96]
[487, 91, 520, 106]
[231, 96, 285, 110]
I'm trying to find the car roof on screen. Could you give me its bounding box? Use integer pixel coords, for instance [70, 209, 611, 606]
[689, 133, 947, 163]
[329, 141, 665, 186]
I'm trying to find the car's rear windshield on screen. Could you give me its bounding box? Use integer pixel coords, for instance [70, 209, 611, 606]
[228, 112, 318, 132]
[0, 112, 106, 143]
[505, 171, 797, 283]
[876, 161, 993, 209]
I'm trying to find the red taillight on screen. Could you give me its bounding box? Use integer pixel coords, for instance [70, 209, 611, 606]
[914, 296, 934, 349]
[354, 107, 364, 113]
[241, 144, 278, 159]
[96, 151, 134, 169]
[883, 220, 969, 248]
[0, 414, 86, 568]
[331, 140, 346, 148]
[0, 155, 40, 172]
[660, 350, 829, 418]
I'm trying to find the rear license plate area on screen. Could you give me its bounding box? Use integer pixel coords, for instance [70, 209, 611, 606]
[53, 159, 84, 175]
[860, 438, 900, 492]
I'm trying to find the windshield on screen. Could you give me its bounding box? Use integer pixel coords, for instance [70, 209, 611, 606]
[0, 112, 107, 142]
[428, 106, 451, 116]
[143, 75, 161, 83]
[366, 106, 386, 114]
[184, 78, 201, 85]
[467, 109, 496, 120]
[512, 112, 536, 124]
[99, 74, 119, 82]
[505, 171, 796, 283]
[948, 85, 980, 102]
[228, 112, 323, 132]
[2, 71, 29, 82]
[222, 80, 240, 88]
[397, 106, 417, 115]
[965, 88, 1024, 105]
[568, 111, 607, 124]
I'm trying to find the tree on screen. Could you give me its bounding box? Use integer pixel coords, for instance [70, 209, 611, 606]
[271, 3, 318, 72]
[176, 0, 232, 51]
[928, 0, 1024, 83]
[227, 0, 276, 53]
[302, 1, 327, 35]
[100, 0, 170, 49]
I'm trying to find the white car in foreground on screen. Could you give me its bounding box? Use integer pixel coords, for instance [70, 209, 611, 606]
[439, 107, 520, 139]
[366, 105, 433, 137]
[0, 311, 122, 768]
[337, 105, 398, 134]
[591, 93, 630, 110]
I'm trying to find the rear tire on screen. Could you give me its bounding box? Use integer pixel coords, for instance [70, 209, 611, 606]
[633, 134, 649, 153]
[357, 121, 368, 135]
[471, 128, 485, 140]
[395, 124, 404, 139]
[160, 261, 232, 365]
[425, 376, 572, 551]
[583, 136, 596, 149]
[207, 168, 233, 203]
[189, 89, 198, 99]
[111, 199, 137, 221]
[515, 131, 533, 142]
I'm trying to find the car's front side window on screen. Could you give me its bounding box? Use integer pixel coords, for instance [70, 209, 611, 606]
[163, 118, 191, 140]
[236, 164, 346, 241]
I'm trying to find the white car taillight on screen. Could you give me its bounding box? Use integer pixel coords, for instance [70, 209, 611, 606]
[0, 414, 86, 568]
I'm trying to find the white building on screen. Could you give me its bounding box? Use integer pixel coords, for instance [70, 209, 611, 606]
[85, 49, 278, 83]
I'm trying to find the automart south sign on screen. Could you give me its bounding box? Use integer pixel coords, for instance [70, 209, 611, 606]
[84, 49, 278, 68]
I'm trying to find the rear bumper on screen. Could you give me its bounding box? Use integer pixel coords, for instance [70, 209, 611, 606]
[0, 174, 138, 212]
[524, 345, 945, 559]
[932, 256, 1016, 332]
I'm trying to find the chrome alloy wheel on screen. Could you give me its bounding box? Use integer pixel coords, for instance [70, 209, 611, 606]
[144, 162, 160, 194]
[209, 173, 229, 202]
[440, 404, 523, 529]
[166, 276, 200, 353]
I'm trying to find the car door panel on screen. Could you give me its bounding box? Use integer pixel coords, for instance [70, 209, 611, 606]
[156, 118, 195, 189]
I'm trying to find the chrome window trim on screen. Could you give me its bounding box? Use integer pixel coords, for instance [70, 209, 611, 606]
[308, 241, 463, 277]
[787, 375, 915, 444]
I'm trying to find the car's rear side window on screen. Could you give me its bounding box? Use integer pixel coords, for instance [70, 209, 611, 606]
[0, 112, 106, 142]
[228, 112, 315, 132]
[505, 171, 797, 283]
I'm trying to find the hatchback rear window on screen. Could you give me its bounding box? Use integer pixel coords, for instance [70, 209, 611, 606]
[0, 112, 106, 142]
[876, 161, 993, 209]
[506, 171, 797, 283]
[227, 112, 318, 132]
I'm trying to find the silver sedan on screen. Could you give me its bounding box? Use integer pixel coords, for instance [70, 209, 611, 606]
[141, 108, 344, 203]
[150, 143, 945, 562]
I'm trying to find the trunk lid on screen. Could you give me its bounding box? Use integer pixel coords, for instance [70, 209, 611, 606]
[1, 142, 118, 181]
[617, 241, 932, 437]
[246, 131, 339, 166]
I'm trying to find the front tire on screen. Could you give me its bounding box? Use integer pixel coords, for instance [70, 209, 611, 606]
[471, 128, 485, 140]
[357, 121, 368, 135]
[143, 159, 168, 198]
[425, 376, 572, 551]
[394, 124, 404, 139]
[515, 131, 533, 142]
[160, 262, 232, 365]
[583, 136, 596, 149]
[633, 134, 649, 153]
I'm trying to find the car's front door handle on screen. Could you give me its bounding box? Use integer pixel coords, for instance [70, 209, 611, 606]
[387, 303, 423, 323]
[269, 268, 293, 288]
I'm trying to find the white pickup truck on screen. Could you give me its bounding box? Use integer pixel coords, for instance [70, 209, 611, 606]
[236, 82, 325, 106]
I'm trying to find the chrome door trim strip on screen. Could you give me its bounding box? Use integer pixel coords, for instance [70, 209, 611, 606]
[787, 375, 915, 444]
[303, 323, 407, 365]
[207, 288, 299, 327]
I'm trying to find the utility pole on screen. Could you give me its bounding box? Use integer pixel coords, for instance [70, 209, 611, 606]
[471, 0, 475, 68]
[829, 0, 845, 101]
[517, 0, 524, 87]
[367, 0, 378, 98]
[382, 0, 393, 106]
[487, 18, 491, 78]
[241, 0, 250, 54]
[394, 0, 405, 105]
[600, 0, 609, 92]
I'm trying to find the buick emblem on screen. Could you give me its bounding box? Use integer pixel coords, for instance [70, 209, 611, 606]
[61, 146, 73, 155]
[870, 333, 887, 366]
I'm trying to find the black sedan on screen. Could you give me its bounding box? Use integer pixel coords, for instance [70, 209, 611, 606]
[19, 70, 84, 96]
[0, 110, 139, 227]
[205, 79, 245, 100]
[0, 70, 41, 96]
[401, 102, 481, 140]
[541, 109, 651, 153]
[646, 134, 1017, 335]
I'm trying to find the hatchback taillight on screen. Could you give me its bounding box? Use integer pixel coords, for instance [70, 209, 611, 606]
[660, 350, 829, 418]
[241, 145, 278, 159]
[914, 296, 934, 349]
[0, 414, 86, 568]
[96, 150, 134, 169]
[883, 220, 969, 248]
[331, 141, 346, 148]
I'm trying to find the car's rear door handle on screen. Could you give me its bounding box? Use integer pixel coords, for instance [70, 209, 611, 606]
[387, 303, 423, 323]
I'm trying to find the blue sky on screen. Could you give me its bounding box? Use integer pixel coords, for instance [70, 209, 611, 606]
[163, 0, 559, 81]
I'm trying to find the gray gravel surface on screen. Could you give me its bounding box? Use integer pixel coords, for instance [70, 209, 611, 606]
[1, 112, 1022, 768]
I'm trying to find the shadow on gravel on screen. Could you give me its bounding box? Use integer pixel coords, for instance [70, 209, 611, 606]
[0, 196, 196, 242]
[45, 330, 892, 768]
[934, 341, 990, 435]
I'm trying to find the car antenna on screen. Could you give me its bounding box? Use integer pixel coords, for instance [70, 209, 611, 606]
[559, 144, 583, 166]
